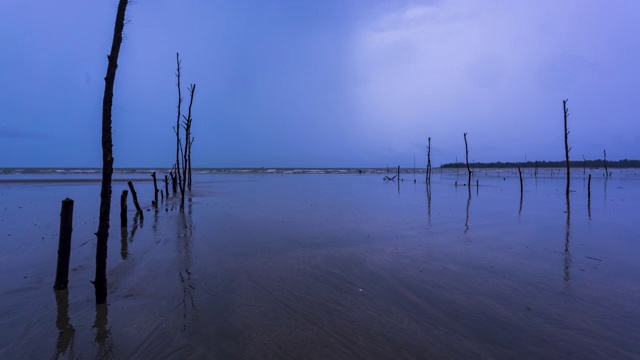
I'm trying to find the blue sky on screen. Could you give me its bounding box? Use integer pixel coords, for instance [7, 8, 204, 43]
[1, 0, 639, 168]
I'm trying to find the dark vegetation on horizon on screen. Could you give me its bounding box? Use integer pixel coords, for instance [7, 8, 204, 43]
[441, 159, 640, 169]
[440, 159, 640, 169]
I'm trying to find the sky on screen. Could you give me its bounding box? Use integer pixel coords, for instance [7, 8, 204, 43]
[1, 0, 639, 168]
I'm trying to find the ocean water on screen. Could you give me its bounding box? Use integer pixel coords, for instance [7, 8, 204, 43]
[0, 169, 638, 359]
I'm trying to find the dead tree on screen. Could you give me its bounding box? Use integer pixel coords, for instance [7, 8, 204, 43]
[164, 175, 169, 199]
[463, 132, 472, 188]
[517, 166, 523, 195]
[563, 99, 571, 196]
[170, 166, 177, 195]
[174, 53, 184, 200]
[603, 149, 609, 177]
[426, 137, 432, 184]
[188, 137, 194, 191]
[94, 0, 129, 305]
[181, 84, 196, 198]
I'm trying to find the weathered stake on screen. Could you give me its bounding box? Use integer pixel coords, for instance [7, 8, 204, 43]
[127, 181, 144, 219]
[54, 198, 74, 290]
[164, 175, 169, 199]
[120, 190, 128, 228]
[151, 171, 159, 205]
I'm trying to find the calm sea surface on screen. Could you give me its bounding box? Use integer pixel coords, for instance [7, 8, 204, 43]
[1, 169, 639, 359]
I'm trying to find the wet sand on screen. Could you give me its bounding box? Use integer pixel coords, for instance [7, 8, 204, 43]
[1, 171, 639, 359]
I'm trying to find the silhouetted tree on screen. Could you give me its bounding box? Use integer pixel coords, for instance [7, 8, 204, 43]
[563, 99, 571, 196]
[94, 0, 129, 305]
[172, 53, 197, 208]
[463, 132, 472, 193]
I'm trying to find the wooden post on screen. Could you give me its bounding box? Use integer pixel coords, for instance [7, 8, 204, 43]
[54, 198, 74, 290]
[160, 189, 164, 201]
[588, 174, 592, 200]
[397, 166, 400, 181]
[563, 99, 571, 196]
[164, 175, 169, 198]
[170, 169, 177, 195]
[151, 171, 159, 205]
[120, 190, 128, 228]
[127, 181, 144, 219]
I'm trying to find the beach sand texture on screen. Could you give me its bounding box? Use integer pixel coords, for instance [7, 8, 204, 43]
[1, 170, 639, 359]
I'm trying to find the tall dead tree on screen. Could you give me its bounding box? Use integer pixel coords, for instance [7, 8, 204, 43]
[426, 137, 432, 184]
[463, 132, 472, 189]
[182, 84, 196, 196]
[174, 53, 184, 201]
[171, 54, 197, 207]
[603, 149, 609, 177]
[563, 99, 571, 196]
[94, 0, 129, 305]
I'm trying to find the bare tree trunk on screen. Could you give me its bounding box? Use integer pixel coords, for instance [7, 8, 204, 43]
[603, 149, 609, 177]
[174, 53, 183, 199]
[181, 84, 196, 205]
[463, 133, 472, 190]
[188, 137, 194, 191]
[518, 166, 523, 195]
[170, 166, 177, 195]
[426, 137, 432, 184]
[563, 99, 571, 197]
[94, 0, 129, 305]
[164, 175, 169, 199]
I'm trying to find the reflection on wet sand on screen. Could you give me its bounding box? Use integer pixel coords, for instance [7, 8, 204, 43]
[519, 192, 523, 217]
[152, 206, 159, 232]
[130, 212, 140, 241]
[94, 304, 113, 360]
[564, 194, 572, 284]
[465, 191, 471, 233]
[177, 200, 198, 329]
[426, 184, 432, 226]
[120, 227, 128, 260]
[53, 289, 75, 360]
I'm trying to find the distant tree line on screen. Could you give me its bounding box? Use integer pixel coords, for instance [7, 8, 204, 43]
[441, 159, 640, 169]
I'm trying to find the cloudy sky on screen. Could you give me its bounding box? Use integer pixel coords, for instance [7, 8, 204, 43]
[1, 0, 638, 168]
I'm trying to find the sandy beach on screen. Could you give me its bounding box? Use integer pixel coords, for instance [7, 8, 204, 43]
[1, 170, 639, 359]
